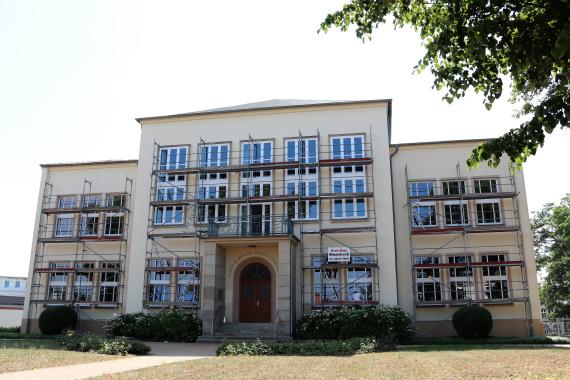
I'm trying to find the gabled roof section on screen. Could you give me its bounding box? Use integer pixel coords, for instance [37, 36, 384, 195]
[135, 98, 392, 123]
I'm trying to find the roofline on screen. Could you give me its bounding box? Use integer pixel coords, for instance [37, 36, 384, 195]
[0, 276, 27, 280]
[40, 159, 138, 168]
[390, 138, 492, 148]
[135, 98, 393, 123]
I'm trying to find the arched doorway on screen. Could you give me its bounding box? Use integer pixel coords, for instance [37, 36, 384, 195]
[239, 262, 271, 322]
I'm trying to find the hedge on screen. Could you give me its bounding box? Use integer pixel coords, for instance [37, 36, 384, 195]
[103, 309, 202, 342]
[217, 337, 396, 356]
[294, 306, 414, 343]
[60, 331, 150, 355]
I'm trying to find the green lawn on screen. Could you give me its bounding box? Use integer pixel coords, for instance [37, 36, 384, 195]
[98, 345, 570, 380]
[0, 339, 124, 374]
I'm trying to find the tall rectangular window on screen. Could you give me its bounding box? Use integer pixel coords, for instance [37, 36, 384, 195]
[104, 213, 124, 235]
[347, 267, 373, 301]
[99, 262, 120, 303]
[412, 203, 437, 227]
[199, 144, 229, 168]
[147, 259, 172, 302]
[159, 146, 188, 170]
[415, 257, 442, 302]
[157, 175, 186, 201]
[80, 213, 99, 236]
[177, 258, 200, 305]
[313, 257, 340, 304]
[73, 262, 95, 302]
[448, 255, 474, 301]
[476, 200, 502, 224]
[48, 262, 70, 301]
[482, 254, 509, 300]
[55, 214, 75, 237]
[284, 137, 319, 221]
[444, 201, 469, 225]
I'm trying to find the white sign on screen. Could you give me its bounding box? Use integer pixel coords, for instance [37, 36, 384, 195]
[328, 247, 351, 263]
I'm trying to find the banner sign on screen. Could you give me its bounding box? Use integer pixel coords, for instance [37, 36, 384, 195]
[327, 247, 351, 263]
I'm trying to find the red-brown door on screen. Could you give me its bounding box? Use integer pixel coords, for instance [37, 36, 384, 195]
[239, 263, 271, 322]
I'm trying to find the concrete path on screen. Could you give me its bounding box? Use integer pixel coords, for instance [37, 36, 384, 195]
[0, 342, 219, 380]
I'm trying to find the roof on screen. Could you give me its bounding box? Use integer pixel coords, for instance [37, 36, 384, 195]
[135, 98, 392, 123]
[390, 138, 492, 148]
[40, 159, 138, 168]
[0, 295, 24, 306]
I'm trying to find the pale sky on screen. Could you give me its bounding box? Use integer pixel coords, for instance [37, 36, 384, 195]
[0, 1, 567, 277]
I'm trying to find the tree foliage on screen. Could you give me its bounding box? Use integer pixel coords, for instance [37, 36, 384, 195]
[531, 194, 570, 319]
[320, 0, 569, 168]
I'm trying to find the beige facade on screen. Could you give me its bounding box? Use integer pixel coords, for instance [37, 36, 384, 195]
[22, 99, 543, 338]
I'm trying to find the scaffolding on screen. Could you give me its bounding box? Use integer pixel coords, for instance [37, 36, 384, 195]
[405, 163, 532, 334]
[27, 177, 133, 331]
[144, 130, 380, 312]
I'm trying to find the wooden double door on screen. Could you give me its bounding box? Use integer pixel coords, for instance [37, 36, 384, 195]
[239, 263, 271, 322]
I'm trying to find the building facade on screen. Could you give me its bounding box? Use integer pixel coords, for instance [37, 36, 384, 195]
[22, 99, 544, 338]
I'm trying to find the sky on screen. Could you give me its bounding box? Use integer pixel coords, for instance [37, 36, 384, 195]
[0, 0, 568, 277]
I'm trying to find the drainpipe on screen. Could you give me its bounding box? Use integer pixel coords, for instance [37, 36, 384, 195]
[389, 144, 400, 306]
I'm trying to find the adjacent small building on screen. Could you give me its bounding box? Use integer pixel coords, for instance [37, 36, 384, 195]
[0, 276, 27, 328]
[21, 99, 544, 338]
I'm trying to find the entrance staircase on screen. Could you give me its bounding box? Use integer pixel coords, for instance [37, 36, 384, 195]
[197, 323, 282, 343]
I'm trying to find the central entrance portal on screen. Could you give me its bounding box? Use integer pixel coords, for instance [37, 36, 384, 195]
[239, 262, 271, 322]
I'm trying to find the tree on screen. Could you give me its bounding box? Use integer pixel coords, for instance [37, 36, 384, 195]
[320, 1, 569, 168]
[531, 194, 570, 319]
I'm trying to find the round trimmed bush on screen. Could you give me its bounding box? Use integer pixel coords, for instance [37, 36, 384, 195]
[452, 305, 493, 338]
[38, 306, 77, 335]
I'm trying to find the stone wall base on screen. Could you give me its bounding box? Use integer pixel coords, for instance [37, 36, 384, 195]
[416, 319, 546, 337]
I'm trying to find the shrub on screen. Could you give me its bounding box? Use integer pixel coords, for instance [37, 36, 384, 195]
[104, 309, 202, 342]
[0, 327, 20, 333]
[452, 305, 493, 338]
[217, 337, 396, 356]
[38, 306, 77, 335]
[294, 306, 414, 343]
[60, 331, 150, 355]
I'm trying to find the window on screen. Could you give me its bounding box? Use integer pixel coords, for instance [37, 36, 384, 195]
[57, 196, 76, 209]
[448, 256, 474, 301]
[148, 259, 172, 302]
[48, 262, 70, 301]
[15, 281, 20, 288]
[159, 146, 188, 170]
[80, 213, 99, 236]
[155, 206, 184, 225]
[73, 262, 94, 302]
[482, 254, 509, 300]
[287, 200, 318, 220]
[412, 203, 437, 227]
[199, 143, 229, 168]
[476, 200, 502, 224]
[285, 138, 318, 163]
[177, 258, 200, 305]
[330, 135, 365, 174]
[313, 257, 340, 304]
[347, 267, 373, 301]
[444, 201, 469, 225]
[333, 199, 366, 219]
[241, 183, 271, 197]
[55, 214, 75, 237]
[409, 181, 435, 197]
[415, 257, 442, 302]
[284, 139, 319, 220]
[196, 184, 227, 224]
[474, 179, 498, 194]
[242, 141, 272, 179]
[99, 262, 120, 303]
[104, 213, 124, 235]
[157, 175, 186, 201]
[106, 194, 126, 207]
[82, 194, 102, 208]
[442, 180, 466, 196]
[3, 280, 8, 288]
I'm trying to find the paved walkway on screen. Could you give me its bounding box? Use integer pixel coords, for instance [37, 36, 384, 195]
[0, 342, 219, 380]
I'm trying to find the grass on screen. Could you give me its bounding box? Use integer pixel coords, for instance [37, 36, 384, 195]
[0, 339, 126, 374]
[97, 345, 570, 380]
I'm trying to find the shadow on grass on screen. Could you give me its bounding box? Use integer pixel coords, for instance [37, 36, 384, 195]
[0, 339, 60, 349]
[399, 344, 570, 353]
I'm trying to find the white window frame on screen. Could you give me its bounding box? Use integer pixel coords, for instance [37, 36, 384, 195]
[106, 193, 126, 207]
[82, 194, 102, 208]
[313, 257, 341, 304]
[474, 178, 499, 194]
[448, 255, 475, 301]
[98, 262, 120, 303]
[148, 259, 172, 302]
[476, 199, 502, 225]
[57, 195, 76, 209]
[409, 181, 435, 197]
[157, 174, 186, 201]
[347, 267, 373, 301]
[444, 200, 470, 226]
[73, 262, 95, 303]
[482, 254, 509, 300]
[412, 202, 437, 227]
[55, 214, 75, 237]
[199, 143, 229, 168]
[442, 180, 466, 196]
[176, 258, 200, 304]
[415, 257, 442, 302]
[104, 212, 124, 235]
[154, 206, 184, 225]
[79, 213, 99, 237]
[159, 145, 188, 170]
